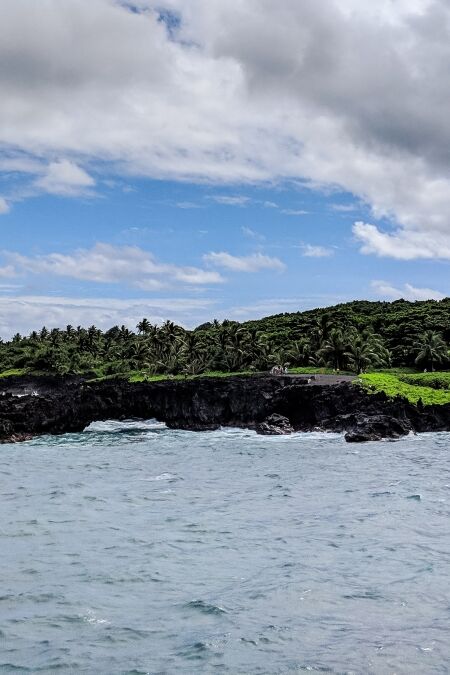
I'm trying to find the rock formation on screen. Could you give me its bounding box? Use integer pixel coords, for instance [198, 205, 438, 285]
[0, 374, 449, 443]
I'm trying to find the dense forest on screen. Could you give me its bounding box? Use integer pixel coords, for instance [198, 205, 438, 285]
[0, 299, 449, 378]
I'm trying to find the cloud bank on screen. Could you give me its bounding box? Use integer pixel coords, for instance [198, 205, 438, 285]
[371, 280, 446, 301]
[1, 0, 450, 257]
[0, 197, 10, 214]
[0, 295, 216, 338]
[5, 243, 224, 289]
[301, 244, 334, 258]
[204, 251, 285, 272]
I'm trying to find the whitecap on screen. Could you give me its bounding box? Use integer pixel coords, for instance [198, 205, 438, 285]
[215, 427, 344, 442]
[84, 419, 166, 433]
[81, 609, 110, 625]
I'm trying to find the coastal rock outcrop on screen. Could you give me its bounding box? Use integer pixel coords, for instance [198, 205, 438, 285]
[0, 374, 449, 443]
[342, 414, 413, 443]
[257, 413, 294, 435]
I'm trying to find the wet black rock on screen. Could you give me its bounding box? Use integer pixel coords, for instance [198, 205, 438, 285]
[257, 413, 294, 435]
[0, 374, 449, 443]
[343, 414, 413, 443]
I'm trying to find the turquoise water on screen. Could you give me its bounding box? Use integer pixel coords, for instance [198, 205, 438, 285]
[1, 423, 450, 674]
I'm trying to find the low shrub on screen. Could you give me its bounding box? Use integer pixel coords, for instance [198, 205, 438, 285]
[399, 372, 450, 390]
[359, 373, 450, 405]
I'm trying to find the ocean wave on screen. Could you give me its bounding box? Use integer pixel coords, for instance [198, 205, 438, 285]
[140, 472, 179, 482]
[185, 599, 228, 615]
[214, 427, 344, 442]
[84, 419, 167, 433]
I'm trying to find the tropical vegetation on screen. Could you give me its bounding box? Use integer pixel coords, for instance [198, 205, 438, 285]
[359, 373, 450, 406]
[0, 298, 448, 381]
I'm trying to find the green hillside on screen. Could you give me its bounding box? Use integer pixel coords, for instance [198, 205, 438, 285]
[0, 298, 449, 380]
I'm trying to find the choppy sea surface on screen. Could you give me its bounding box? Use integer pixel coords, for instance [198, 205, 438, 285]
[1, 423, 450, 674]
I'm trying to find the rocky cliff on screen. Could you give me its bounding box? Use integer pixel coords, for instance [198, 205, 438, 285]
[0, 375, 449, 443]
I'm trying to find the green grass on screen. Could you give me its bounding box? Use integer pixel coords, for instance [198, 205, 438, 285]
[359, 373, 450, 405]
[399, 372, 450, 390]
[129, 370, 254, 382]
[128, 372, 183, 383]
[289, 366, 353, 375]
[85, 369, 255, 384]
[0, 368, 28, 378]
[370, 367, 418, 374]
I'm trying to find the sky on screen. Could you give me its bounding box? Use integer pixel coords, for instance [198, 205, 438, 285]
[0, 0, 449, 337]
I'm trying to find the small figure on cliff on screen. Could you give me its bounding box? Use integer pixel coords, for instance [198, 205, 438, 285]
[270, 365, 284, 375]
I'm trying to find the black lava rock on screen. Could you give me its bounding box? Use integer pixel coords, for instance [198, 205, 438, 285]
[344, 414, 413, 443]
[257, 413, 294, 435]
[0, 375, 449, 443]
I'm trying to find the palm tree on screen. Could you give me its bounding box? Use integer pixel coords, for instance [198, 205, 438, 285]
[344, 335, 382, 374]
[86, 325, 101, 353]
[270, 347, 291, 369]
[182, 353, 213, 376]
[287, 339, 311, 367]
[252, 337, 273, 370]
[311, 312, 333, 350]
[179, 332, 201, 366]
[127, 340, 150, 369]
[414, 330, 448, 371]
[318, 329, 347, 371]
[222, 325, 252, 371]
[137, 318, 151, 335]
[157, 345, 180, 374]
[161, 320, 178, 339]
[119, 325, 132, 340]
[49, 328, 62, 345]
[105, 325, 120, 341]
[377, 345, 393, 369]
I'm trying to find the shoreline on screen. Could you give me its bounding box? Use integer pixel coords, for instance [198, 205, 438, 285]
[1, 374, 450, 444]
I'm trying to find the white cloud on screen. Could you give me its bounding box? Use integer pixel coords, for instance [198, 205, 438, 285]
[332, 203, 357, 212]
[34, 160, 95, 196]
[204, 251, 285, 272]
[301, 244, 334, 258]
[0, 265, 16, 278]
[0, 197, 10, 214]
[1, 0, 450, 254]
[353, 221, 450, 260]
[0, 295, 216, 338]
[281, 209, 309, 216]
[6, 243, 224, 288]
[241, 226, 265, 241]
[0, 156, 44, 174]
[0, 292, 357, 338]
[176, 201, 203, 209]
[371, 280, 446, 301]
[209, 195, 251, 206]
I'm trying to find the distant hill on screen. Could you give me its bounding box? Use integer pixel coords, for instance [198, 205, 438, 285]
[238, 298, 450, 352]
[1, 298, 449, 377]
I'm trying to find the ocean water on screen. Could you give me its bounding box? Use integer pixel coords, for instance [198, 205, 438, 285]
[1, 424, 450, 674]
